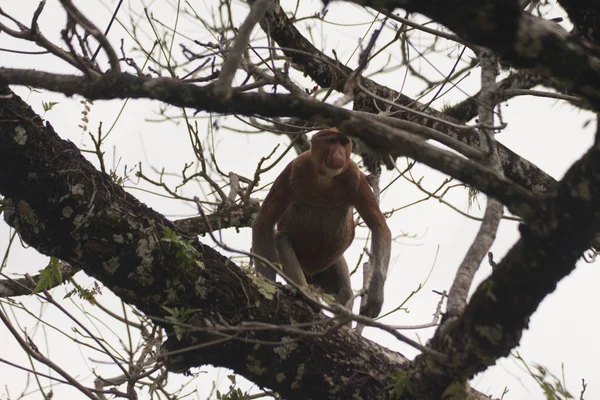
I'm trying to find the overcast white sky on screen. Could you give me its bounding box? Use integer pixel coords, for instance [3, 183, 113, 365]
[1, 1, 598, 399]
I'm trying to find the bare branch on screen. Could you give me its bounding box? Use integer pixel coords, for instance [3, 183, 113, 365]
[447, 49, 504, 317]
[59, 0, 121, 73]
[0, 70, 541, 220]
[212, 0, 270, 98]
[0, 308, 103, 400]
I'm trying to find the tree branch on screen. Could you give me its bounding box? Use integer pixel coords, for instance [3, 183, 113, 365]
[0, 71, 540, 220]
[212, 0, 270, 98]
[255, 0, 558, 194]
[351, 1, 600, 111]
[447, 49, 504, 317]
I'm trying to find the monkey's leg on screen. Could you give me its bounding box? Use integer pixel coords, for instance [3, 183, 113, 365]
[274, 232, 309, 287]
[311, 257, 353, 310]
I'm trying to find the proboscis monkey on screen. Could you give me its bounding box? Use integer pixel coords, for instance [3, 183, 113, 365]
[252, 129, 391, 318]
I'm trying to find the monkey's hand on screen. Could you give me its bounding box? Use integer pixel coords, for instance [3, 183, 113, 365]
[359, 270, 384, 318]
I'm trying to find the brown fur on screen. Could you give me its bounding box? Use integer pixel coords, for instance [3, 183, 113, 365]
[252, 129, 391, 317]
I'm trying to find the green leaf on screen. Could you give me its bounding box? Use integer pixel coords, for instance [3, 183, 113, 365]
[42, 101, 59, 112]
[33, 257, 62, 294]
[162, 306, 200, 341]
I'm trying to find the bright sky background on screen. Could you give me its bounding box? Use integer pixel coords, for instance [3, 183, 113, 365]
[1, 1, 598, 399]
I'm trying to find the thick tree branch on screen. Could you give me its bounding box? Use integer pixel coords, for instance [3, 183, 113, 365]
[0, 203, 258, 297]
[0, 69, 540, 220]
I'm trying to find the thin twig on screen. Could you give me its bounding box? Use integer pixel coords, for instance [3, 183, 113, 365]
[0, 307, 104, 400]
[59, 0, 121, 73]
[389, 290, 446, 330]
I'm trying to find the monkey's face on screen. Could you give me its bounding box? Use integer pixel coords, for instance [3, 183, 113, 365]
[310, 130, 352, 176]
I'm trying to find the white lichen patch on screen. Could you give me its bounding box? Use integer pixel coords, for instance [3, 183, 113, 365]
[291, 363, 305, 390]
[246, 355, 267, 376]
[248, 274, 277, 300]
[136, 234, 156, 264]
[113, 234, 125, 244]
[73, 214, 85, 227]
[273, 336, 298, 360]
[62, 206, 74, 219]
[69, 205, 95, 233]
[194, 276, 209, 299]
[13, 126, 27, 145]
[332, 376, 349, 394]
[132, 265, 155, 286]
[70, 183, 85, 196]
[74, 243, 83, 261]
[134, 230, 158, 286]
[102, 257, 120, 274]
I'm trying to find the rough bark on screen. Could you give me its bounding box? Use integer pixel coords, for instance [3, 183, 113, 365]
[558, 0, 600, 43]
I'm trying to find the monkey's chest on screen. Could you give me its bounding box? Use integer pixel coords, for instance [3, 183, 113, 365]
[278, 203, 354, 272]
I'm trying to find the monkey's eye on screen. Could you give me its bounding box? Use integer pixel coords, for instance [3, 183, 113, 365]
[327, 136, 349, 145]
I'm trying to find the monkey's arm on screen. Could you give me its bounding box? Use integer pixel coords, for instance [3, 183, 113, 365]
[354, 176, 392, 318]
[251, 164, 294, 280]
